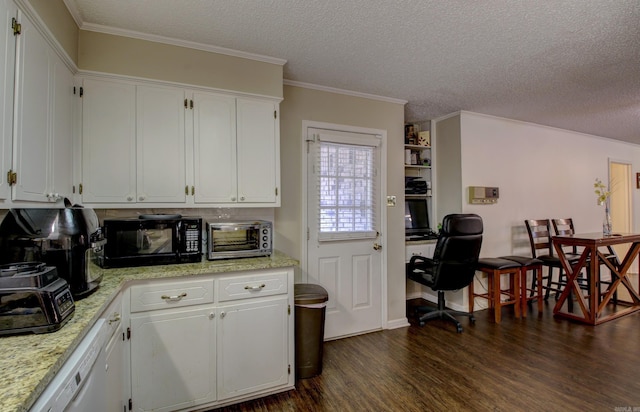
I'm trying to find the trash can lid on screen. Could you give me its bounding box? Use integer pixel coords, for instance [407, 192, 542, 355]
[294, 283, 328, 304]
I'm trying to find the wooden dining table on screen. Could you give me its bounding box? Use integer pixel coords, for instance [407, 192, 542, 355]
[552, 232, 640, 325]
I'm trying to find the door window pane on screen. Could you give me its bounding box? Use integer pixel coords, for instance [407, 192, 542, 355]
[317, 142, 376, 240]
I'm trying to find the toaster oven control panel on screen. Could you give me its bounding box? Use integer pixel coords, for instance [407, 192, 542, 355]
[261, 227, 272, 251]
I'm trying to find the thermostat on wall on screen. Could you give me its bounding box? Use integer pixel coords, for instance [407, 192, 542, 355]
[469, 186, 499, 204]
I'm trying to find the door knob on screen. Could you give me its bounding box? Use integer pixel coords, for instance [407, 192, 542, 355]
[373, 243, 382, 251]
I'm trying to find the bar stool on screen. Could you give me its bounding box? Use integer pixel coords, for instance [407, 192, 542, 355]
[470, 258, 521, 323]
[500, 255, 544, 317]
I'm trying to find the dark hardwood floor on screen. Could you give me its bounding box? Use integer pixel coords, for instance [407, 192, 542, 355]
[210, 299, 640, 411]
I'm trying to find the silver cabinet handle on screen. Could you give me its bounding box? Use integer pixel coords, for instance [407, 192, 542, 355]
[138, 195, 146, 201]
[161, 292, 187, 301]
[127, 196, 134, 201]
[231, 197, 236, 201]
[108, 313, 121, 325]
[240, 196, 245, 201]
[220, 311, 226, 319]
[244, 284, 266, 291]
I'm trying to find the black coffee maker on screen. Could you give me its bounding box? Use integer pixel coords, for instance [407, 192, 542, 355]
[0, 205, 104, 298]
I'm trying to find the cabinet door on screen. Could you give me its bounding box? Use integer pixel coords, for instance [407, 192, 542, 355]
[130, 306, 216, 412]
[12, 10, 50, 202]
[50, 53, 74, 201]
[82, 78, 136, 203]
[236, 99, 279, 204]
[0, 0, 16, 201]
[105, 329, 125, 412]
[104, 295, 126, 412]
[136, 85, 186, 203]
[217, 297, 289, 400]
[192, 91, 236, 203]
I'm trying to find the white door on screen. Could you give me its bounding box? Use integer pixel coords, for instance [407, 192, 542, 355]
[0, 0, 17, 201]
[50, 53, 74, 200]
[81, 78, 136, 203]
[12, 10, 50, 202]
[306, 126, 384, 339]
[130, 306, 216, 412]
[192, 91, 237, 203]
[136, 85, 186, 203]
[217, 297, 289, 400]
[237, 98, 279, 204]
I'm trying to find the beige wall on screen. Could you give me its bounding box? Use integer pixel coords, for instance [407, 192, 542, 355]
[78, 30, 283, 98]
[27, 0, 78, 64]
[277, 84, 407, 325]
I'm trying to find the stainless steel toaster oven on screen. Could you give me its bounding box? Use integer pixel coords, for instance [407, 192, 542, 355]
[206, 220, 272, 260]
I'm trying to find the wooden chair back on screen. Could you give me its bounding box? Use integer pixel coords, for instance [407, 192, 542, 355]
[524, 219, 554, 258]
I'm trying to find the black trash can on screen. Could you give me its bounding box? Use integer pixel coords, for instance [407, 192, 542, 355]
[294, 283, 329, 379]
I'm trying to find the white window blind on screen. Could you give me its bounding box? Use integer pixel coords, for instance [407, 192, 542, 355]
[317, 141, 377, 241]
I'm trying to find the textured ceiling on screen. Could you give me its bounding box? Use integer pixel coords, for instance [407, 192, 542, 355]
[66, 0, 640, 144]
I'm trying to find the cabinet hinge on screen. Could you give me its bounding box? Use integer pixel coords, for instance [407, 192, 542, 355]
[127, 327, 131, 340]
[72, 185, 75, 194]
[128, 398, 132, 410]
[275, 187, 278, 196]
[307, 227, 310, 241]
[288, 304, 291, 315]
[274, 110, 277, 119]
[79, 183, 83, 195]
[288, 364, 291, 374]
[185, 185, 188, 195]
[79, 87, 83, 97]
[7, 170, 16, 186]
[11, 18, 21, 36]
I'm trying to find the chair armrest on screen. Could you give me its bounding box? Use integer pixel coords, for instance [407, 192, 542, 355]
[409, 255, 434, 267]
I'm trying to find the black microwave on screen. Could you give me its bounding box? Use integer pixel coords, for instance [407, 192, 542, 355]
[99, 215, 202, 268]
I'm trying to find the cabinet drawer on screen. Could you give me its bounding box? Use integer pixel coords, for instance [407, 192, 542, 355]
[218, 271, 288, 302]
[101, 292, 123, 338]
[130, 278, 213, 313]
[406, 243, 436, 262]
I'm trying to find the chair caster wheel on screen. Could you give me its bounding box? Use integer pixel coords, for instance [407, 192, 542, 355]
[419, 321, 425, 326]
[456, 326, 463, 333]
[470, 316, 476, 324]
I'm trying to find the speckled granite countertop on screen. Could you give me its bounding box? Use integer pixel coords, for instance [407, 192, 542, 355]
[0, 251, 298, 412]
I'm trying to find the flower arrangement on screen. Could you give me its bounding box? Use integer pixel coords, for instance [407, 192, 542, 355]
[594, 178, 611, 205]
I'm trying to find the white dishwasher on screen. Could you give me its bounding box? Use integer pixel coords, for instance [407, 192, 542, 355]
[30, 319, 109, 412]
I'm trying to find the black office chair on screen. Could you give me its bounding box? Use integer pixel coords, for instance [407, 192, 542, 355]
[407, 214, 483, 333]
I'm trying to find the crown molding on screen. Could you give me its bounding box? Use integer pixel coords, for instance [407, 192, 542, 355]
[79, 22, 286, 66]
[284, 79, 407, 105]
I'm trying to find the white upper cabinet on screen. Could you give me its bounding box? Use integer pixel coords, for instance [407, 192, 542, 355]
[80, 77, 281, 208]
[236, 98, 279, 204]
[12, 9, 73, 203]
[192, 91, 237, 203]
[81, 78, 136, 203]
[0, 0, 17, 201]
[136, 85, 186, 203]
[50, 54, 74, 200]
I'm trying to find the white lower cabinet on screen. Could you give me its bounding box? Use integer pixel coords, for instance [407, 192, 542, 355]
[217, 297, 289, 400]
[127, 267, 294, 411]
[103, 293, 128, 412]
[130, 306, 217, 412]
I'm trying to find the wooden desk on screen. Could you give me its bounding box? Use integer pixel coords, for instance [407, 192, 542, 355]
[552, 232, 640, 325]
